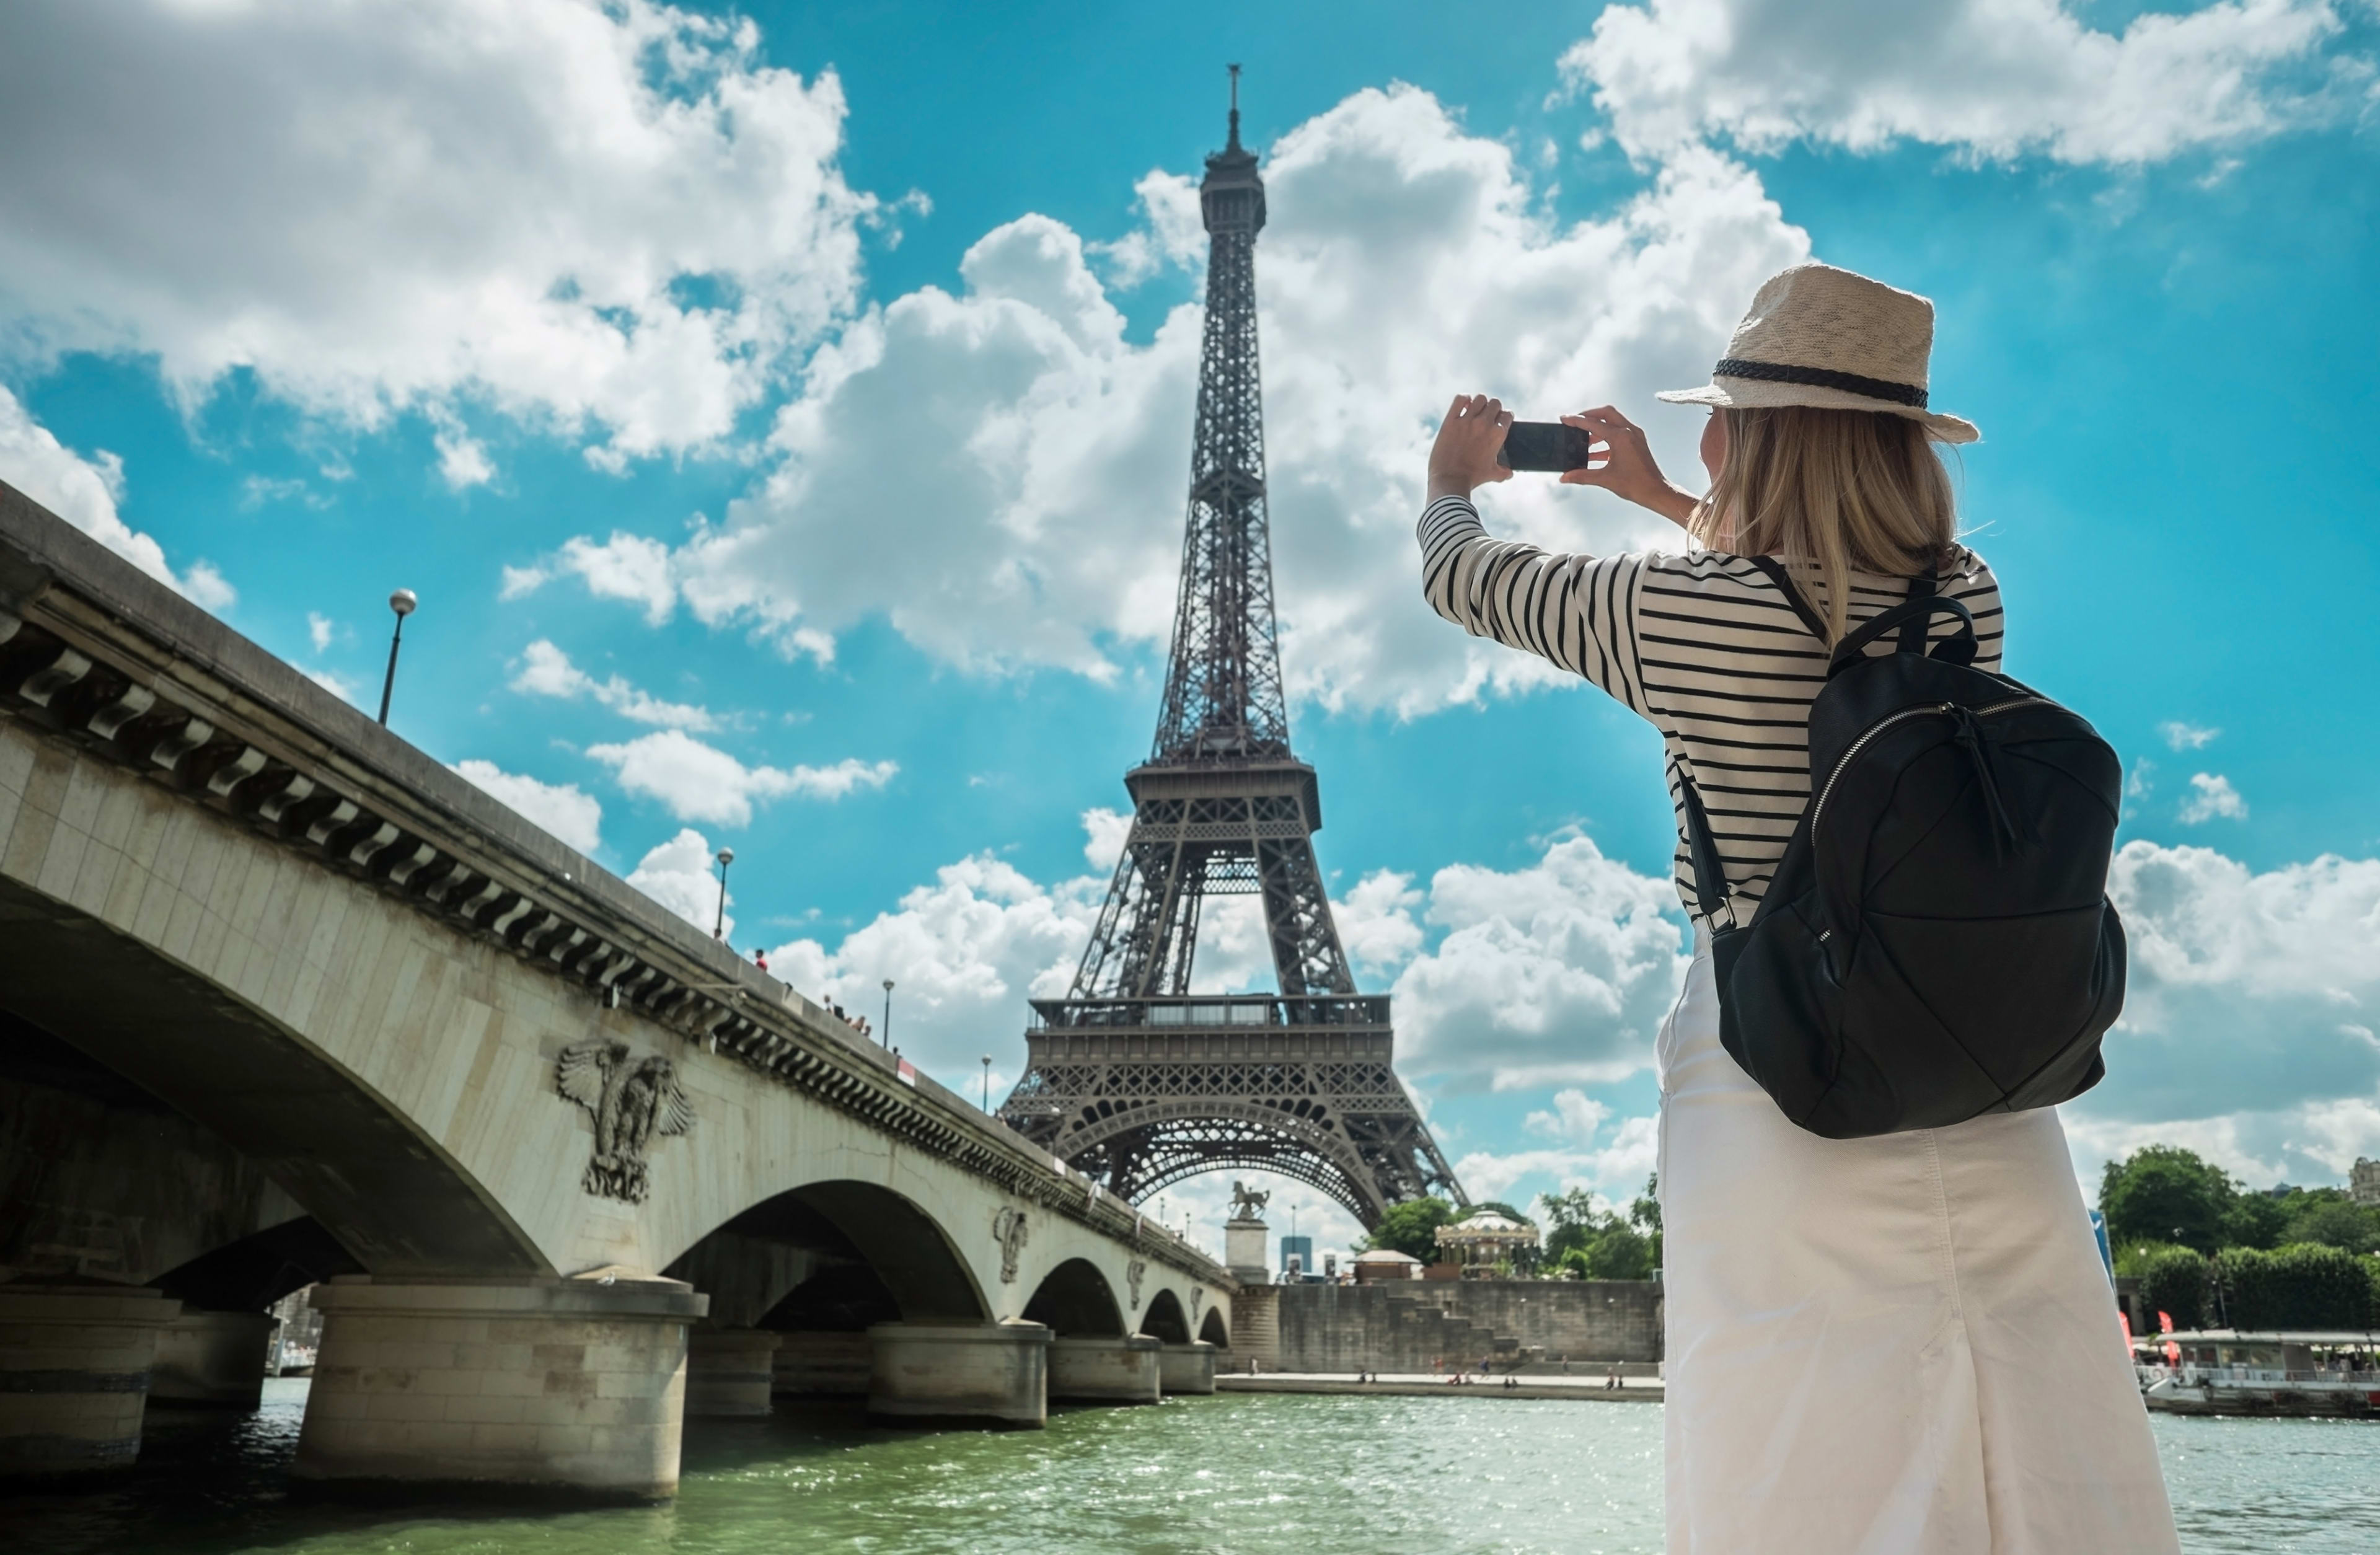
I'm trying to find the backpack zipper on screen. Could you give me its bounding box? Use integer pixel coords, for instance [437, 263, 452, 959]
[1809, 696, 2046, 835]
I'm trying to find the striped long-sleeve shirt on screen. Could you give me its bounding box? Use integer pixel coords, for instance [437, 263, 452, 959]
[1418, 494, 2004, 923]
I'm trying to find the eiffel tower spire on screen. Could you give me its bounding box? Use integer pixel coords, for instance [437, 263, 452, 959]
[997, 73, 1464, 1229]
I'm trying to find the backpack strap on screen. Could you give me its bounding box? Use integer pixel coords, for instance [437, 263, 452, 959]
[1747, 557, 1828, 641]
[1898, 572, 1937, 654]
[1827, 595, 1978, 677]
[1675, 760, 1735, 930]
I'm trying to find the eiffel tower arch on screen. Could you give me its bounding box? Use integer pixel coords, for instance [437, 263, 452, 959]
[997, 71, 1465, 1230]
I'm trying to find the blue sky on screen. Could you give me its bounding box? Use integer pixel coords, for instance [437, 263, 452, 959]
[2, 0, 2376, 1256]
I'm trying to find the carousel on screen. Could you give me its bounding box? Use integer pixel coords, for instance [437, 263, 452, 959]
[1435, 1210, 1540, 1278]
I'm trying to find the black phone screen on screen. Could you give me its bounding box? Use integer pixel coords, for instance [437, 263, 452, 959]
[1496, 421, 1595, 472]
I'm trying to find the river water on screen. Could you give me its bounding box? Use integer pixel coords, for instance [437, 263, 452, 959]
[6, 1380, 2374, 1554]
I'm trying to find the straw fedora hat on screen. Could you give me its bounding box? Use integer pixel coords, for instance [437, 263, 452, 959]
[1657, 263, 1978, 444]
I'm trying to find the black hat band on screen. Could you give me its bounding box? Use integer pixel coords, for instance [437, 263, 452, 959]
[1712, 357, 1929, 410]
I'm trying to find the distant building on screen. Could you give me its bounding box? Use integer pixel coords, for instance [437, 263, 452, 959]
[1280, 1234, 1313, 1277]
[2352, 1158, 2380, 1207]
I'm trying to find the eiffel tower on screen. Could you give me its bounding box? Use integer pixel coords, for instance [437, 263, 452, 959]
[997, 70, 1465, 1228]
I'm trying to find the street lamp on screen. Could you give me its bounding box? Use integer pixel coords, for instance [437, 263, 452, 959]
[376, 589, 416, 726]
[981, 1055, 992, 1111]
[712, 847, 733, 940]
[881, 978, 894, 1050]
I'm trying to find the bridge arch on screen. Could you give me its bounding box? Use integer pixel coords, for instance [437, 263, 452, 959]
[661, 1179, 988, 1329]
[1198, 1306, 1229, 1347]
[1139, 1287, 1192, 1344]
[0, 858, 546, 1280]
[1021, 1257, 1125, 1337]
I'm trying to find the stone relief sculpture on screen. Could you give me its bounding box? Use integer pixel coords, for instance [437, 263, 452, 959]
[1191, 1288, 1204, 1326]
[1126, 1258, 1147, 1310]
[555, 1038, 694, 1204]
[994, 1206, 1029, 1283]
[1229, 1181, 1269, 1220]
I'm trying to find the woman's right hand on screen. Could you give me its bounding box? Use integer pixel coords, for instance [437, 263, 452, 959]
[1561, 406, 1699, 528]
[1427, 394, 1515, 503]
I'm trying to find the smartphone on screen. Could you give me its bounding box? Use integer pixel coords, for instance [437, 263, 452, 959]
[1497, 421, 1595, 472]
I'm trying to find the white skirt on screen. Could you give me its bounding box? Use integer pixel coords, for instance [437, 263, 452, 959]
[1657, 933, 2180, 1554]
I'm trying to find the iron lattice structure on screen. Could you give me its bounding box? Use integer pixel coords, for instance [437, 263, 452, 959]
[998, 74, 1464, 1230]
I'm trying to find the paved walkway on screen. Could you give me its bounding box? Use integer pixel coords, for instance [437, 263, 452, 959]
[1215, 1371, 1664, 1403]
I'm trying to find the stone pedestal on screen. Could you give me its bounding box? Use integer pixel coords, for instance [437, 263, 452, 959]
[1229, 1284, 1280, 1368]
[152, 1309, 274, 1409]
[867, 1320, 1049, 1429]
[684, 1328, 779, 1417]
[772, 1331, 870, 1397]
[1223, 1217, 1269, 1285]
[1049, 1333, 1161, 1403]
[293, 1275, 706, 1500]
[1157, 1339, 1217, 1395]
[0, 1283, 181, 1475]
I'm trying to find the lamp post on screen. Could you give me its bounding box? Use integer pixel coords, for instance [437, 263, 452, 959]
[376, 589, 416, 726]
[981, 1055, 992, 1111]
[712, 847, 733, 940]
[881, 978, 894, 1050]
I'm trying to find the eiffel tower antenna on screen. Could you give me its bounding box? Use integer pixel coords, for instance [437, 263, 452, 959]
[998, 70, 1465, 1229]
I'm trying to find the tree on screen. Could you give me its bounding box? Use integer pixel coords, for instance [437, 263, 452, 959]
[2099, 1145, 2237, 1254]
[1363, 1196, 1456, 1261]
[2218, 1243, 2373, 1329]
[2140, 1247, 2208, 1331]
[1536, 1179, 1661, 1281]
[2221, 1191, 2291, 1251]
[2283, 1195, 2380, 1255]
[1538, 1188, 1601, 1264]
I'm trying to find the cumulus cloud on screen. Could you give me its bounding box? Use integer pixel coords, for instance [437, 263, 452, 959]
[0, 0, 874, 469]
[625, 827, 731, 939]
[451, 757, 602, 853]
[307, 612, 337, 653]
[527, 86, 1808, 713]
[1561, 0, 2361, 165]
[2161, 720, 2221, 751]
[0, 385, 233, 609]
[2060, 842, 2380, 1183]
[509, 640, 718, 731]
[2177, 772, 2247, 824]
[586, 729, 894, 826]
[1391, 832, 1691, 1091]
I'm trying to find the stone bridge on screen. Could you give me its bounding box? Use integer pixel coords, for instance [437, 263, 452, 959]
[0, 480, 1234, 1498]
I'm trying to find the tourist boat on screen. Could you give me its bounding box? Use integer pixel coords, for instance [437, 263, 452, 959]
[2135, 1329, 2380, 1417]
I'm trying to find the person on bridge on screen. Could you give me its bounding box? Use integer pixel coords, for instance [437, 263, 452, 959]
[1419, 264, 2178, 1553]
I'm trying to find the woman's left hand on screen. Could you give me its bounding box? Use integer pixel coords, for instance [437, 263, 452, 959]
[1427, 394, 1515, 503]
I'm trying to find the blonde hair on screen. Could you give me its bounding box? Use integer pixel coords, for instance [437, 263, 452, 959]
[1691, 406, 1958, 643]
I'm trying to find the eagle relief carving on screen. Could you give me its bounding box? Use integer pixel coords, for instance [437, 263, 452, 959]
[556, 1039, 694, 1204]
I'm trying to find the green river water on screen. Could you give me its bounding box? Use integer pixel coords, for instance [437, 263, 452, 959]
[5, 1380, 2374, 1554]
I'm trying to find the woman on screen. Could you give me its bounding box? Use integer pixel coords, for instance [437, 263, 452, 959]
[1418, 263, 2178, 1554]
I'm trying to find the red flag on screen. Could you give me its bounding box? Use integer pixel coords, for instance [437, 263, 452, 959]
[896, 1057, 917, 1088]
[2157, 1310, 2175, 1334]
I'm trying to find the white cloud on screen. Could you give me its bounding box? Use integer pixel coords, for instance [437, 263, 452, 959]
[1526, 1088, 1614, 1143]
[2058, 841, 2380, 1185]
[586, 729, 894, 826]
[0, 0, 874, 470]
[509, 639, 718, 731]
[307, 611, 336, 653]
[302, 667, 358, 703]
[0, 385, 234, 609]
[451, 757, 602, 853]
[1391, 832, 1690, 1091]
[1454, 1116, 1662, 1207]
[429, 408, 496, 491]
[1560, 0, 2360, 165]
[529, 86, 1807, 713]
[2177, 772, 2247, 824]
[1338, 870, 1427, 975]
[1080, 806, 1133, 873]
[2161, 720, 2221, 751]
[625, 827, 730, 939]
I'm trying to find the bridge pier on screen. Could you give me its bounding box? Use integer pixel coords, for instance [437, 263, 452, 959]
[0, 1283, 181, 1476]
[1048, 1334, 1161, 1404]
[293, 1275, 705, 1500]
[684, 1328, 779, 1417]
[152, 1309, 275, 1409]
[1158, 1339, 1217, 1395]
[868, 1320, 1049, 1429]
[772, 1331, 870, 1398]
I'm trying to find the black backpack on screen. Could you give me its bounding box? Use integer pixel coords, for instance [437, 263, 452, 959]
[1678, 563, 2126, 1139]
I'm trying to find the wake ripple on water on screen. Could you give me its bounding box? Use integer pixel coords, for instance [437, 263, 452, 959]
[1, 1380, 2371, 1554]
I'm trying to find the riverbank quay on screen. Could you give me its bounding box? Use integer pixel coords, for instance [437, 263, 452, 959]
[1218, 1370, 1664, 1402]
